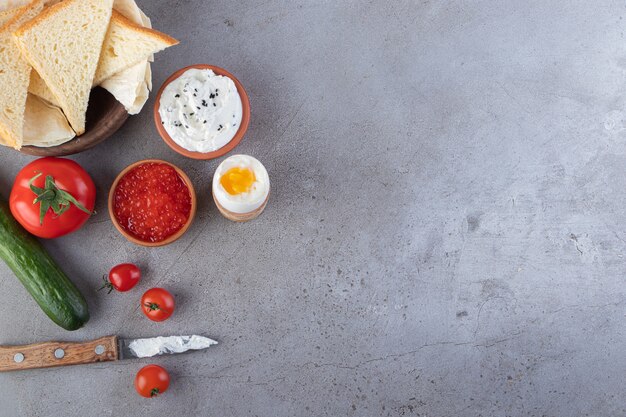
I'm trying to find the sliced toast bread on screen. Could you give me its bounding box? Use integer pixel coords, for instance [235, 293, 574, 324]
[100, 0, 153, 114]
[94, 10, 178, 86]
[0, 8, 20, 27]
[27, 8, 177, 110]
[29, 69, 59, 106]
[13, 0, 114, 135]
[0, 0, 44, 149]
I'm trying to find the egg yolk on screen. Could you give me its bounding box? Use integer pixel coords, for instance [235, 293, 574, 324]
[220, 167, 256, 195]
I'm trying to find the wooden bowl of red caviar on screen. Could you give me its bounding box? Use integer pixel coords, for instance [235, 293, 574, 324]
[108, 159, 197, 247]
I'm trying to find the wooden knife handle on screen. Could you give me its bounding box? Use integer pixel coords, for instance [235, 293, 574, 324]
[0, 336, 118, 372]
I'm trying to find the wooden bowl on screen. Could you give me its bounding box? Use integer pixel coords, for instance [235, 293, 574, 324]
[108, 159, 197, 247]
[20, 87, 129, 157]
[154, 64, 250, 160]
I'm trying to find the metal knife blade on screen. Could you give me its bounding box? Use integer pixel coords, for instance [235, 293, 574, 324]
[119, 335, 218, 359]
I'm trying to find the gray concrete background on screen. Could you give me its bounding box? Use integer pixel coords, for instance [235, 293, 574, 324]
[0, 0, 625, 416]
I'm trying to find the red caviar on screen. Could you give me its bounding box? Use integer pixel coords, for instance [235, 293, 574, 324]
[113, 163, 192, 243]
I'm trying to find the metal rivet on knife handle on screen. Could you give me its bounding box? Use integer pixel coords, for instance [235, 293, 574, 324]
[95, 345, 105, 355]
[13, 353, 24, 363]
[54, 349, 65, 359]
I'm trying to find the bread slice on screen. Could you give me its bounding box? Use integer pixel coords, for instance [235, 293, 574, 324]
[0, 1, 43, 34]
[27, 8, 177, 109]
[13, 0, 114, 135]
[0, 1, 30, 15]
[93, 10, 178, 86]
[0, 8, 20, 27]
[100, 0, 153, 115]
[28, 69, 59, 106]
[0, 0, 44, 149]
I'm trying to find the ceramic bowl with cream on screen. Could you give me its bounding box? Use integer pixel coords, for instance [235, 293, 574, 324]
[212, 154, 270, 222]
[154, 64, 250, 160]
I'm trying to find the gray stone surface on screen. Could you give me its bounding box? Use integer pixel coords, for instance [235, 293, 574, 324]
[0, 0, 625, 415]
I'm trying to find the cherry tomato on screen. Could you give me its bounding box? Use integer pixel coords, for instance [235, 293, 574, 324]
[100, 263, 141, 293]
[10, 157, 95, 239]
[141, 288, 175, 322]
[135, 364, 170, 398]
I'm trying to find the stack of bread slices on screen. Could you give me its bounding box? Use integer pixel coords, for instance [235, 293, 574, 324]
[0, 0, 178, 150]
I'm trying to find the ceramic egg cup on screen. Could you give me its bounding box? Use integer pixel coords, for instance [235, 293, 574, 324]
[213, 191, 270, 223]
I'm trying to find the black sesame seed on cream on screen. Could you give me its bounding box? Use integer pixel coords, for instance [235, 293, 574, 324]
[158, 68, 244, 153]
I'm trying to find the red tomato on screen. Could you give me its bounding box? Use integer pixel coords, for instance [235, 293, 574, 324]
[141, 288, 175, 322]
[10, 157, 95, 239]
[135, 364, 170, 398]
[100, 263, 141, 293]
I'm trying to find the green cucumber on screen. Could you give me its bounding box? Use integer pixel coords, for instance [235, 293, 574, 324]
[0, 198, 89, 331]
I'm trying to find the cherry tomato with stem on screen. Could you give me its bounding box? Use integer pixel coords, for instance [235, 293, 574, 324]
[141, 288, 175, 322]
[100, 263, 141, 293]
[135, 364, 170, 398]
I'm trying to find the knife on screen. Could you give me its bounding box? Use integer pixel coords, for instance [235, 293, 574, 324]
[0, 335, 217, 372]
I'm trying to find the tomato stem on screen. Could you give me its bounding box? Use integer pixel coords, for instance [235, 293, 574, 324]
[98, 276, 114, 294]
[145, 302, 161, 311]
[150, 388, 160, 397]
[37, 189, 57, 201]
[29, 173, 93, 225]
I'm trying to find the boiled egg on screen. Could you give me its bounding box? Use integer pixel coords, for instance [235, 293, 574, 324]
[212, 155, 270, 214]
